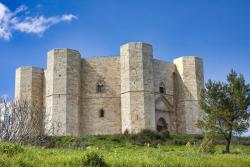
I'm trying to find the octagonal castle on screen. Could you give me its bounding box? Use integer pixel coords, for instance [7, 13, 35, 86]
[15, 42, 204, 136]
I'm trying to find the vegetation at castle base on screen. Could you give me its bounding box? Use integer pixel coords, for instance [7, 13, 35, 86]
[0, 133, 250, 167]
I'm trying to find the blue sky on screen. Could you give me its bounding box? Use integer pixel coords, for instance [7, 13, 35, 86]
[0, 1, 250, 134]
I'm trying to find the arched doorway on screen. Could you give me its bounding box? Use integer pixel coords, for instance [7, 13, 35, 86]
[156, 118, 168, 132]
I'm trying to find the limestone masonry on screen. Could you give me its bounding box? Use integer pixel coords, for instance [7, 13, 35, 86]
[15, 42, 204, 136]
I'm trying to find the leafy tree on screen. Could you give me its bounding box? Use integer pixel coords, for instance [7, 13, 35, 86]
[198, 70, 250, 153]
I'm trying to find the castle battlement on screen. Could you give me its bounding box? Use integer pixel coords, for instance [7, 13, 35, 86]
[15, 42, 204, 136]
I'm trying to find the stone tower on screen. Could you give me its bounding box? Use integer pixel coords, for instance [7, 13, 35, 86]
[174, 57, 204, 134]
[15, 67, 44, 134]
[45, 49, 81, 136]
[15, 67, 44, 112]
[120, 42, 155, 133]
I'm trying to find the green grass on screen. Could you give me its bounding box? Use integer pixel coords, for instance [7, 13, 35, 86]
[0, 134, 250, 167]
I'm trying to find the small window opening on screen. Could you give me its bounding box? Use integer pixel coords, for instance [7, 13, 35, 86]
[159, 82, 166, 94]
[96, 81, 105, 93]
[99, 109, 105, 118]
[160, 87, 165, 94]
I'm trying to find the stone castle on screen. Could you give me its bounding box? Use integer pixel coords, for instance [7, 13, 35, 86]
[15, 42, 204, 136]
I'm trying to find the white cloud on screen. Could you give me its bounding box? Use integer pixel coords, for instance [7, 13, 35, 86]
[13, 14, 77, 34]
[13, 5, 28, 15]
[0, 3, 12, 40]
[61, 14, 77, 21]
[0, 3, 77, 40]
[0, 3, 8, 19]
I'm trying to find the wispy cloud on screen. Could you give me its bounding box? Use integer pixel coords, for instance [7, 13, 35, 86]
[0, 3, 77, 40]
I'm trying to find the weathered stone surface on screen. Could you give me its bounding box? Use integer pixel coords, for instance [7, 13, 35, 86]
[45, 49, 81, 136]
[15, 43, 204, 136]
[81, 57, 121, 135]
[15, 66, 44, 112]
[174, 57, 204, 134]
[153, 60, 176, 132]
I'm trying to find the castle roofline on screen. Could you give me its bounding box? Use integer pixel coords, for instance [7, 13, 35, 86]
[120, 42, 152, 49]
[153, 58, 172, 65]
[47, 48, 80, 54]
[174, 56, 202, 61]
[84, 55, 119, 59]
[16, 66, 44, 71]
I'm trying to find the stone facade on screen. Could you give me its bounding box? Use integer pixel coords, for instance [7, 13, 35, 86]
[15, 67, 44, 112]
[15, 42, 204, 136]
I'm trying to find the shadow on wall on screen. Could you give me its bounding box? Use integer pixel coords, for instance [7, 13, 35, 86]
[173, 59, 204, 134]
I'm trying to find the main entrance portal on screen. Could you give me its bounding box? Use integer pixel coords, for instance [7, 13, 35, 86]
[156, 117, 168, 132]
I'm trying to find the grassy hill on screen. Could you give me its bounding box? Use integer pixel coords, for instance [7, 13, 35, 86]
[0, 132, 250, 167]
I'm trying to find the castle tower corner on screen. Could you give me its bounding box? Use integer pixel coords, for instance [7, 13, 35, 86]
[174, 56, 204, 134]
[15, 66, 44, 110]
[45, 48, 81, 136]
[120, 42, 156, 133]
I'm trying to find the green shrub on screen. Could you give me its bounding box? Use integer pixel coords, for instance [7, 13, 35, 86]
[0, 142, 24, 157]
[95, 135, 107, 140]
[123, 129, 131, 141]
[41, 136, 90, 149]
[199, 133, 216, 154]
[110, 135, 123, 143]
[172, 139, 187, 145]
[130, 129, 169, 146]
[194, 134, 204, 140]
[82, 152, 108, 167]
[0, 155, 11, 167]
[123, 129, 130, 136]
[167, 134, 203, 145]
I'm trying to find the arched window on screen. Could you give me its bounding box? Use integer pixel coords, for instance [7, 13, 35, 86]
[159, 82, 166, 94]
[99, 109, 105, 118]
[96, 81, 105, 93]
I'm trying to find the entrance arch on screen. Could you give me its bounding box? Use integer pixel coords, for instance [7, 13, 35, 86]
[156, 117, 168, 132]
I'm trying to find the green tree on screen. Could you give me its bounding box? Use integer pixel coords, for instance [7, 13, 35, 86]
[198, 70, 250, 153]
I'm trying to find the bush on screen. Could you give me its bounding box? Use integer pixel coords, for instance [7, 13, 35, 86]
[167, 134, 203, 145]
[130, 129, 170, 146]
[95, 135, 107, 140]
[194, 134, 204, 140]
[110, 135, 123, 143]
[172, 139, 187, 145]
[82, 152, 108, 167]
[0, 142, 24, 157]
[39, 136, 90, 149]
[199, 133, 216, 154]
[0, 155, 11, 167]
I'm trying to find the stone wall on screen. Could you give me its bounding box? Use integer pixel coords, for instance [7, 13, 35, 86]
[80, 57, 121, 135]
[153, 60, 176, 132]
